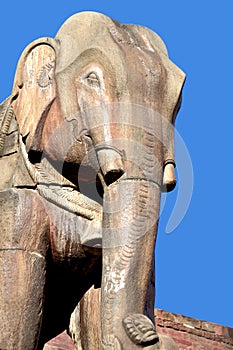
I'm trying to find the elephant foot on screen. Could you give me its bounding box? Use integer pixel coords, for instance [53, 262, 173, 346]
[102, 334, 178, 350]
[102, 313, 162, 349]
[122, 313, 159, 347]
[118, 314, 177, 350]
[137, 334, 178, 350]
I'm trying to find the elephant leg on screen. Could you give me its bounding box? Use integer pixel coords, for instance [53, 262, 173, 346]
[38, 252, 101, 348]
[101, 180, 160, 349]
[0, 189, 49, 350]
[70, 286, 102, 350]
[0, 250, 46, 350]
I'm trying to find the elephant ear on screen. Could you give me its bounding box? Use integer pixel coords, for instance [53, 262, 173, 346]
[12, 38, 58, 152]
[161, 58, 185, 192]
[142, 26, 186, 191]
[127, 25, 185, 191]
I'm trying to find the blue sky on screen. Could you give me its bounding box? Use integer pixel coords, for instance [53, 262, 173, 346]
[1, 1, 233, 327]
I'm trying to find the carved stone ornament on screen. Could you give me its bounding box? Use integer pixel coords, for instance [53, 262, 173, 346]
[0, 11, 185, 350]
[123, 313, 159, 345]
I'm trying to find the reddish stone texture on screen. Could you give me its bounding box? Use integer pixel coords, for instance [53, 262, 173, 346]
[43, 331, 76, 350]
[155, 309, 233, 350]
[44, 309, 233, 350]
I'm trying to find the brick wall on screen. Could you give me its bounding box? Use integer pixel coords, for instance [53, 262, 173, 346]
[156, 309, 233, 350]
[44, 309, 233, 349]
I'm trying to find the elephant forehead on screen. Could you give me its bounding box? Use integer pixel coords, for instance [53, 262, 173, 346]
[54, 11, 167, 75]
[54, 11, 185, 122]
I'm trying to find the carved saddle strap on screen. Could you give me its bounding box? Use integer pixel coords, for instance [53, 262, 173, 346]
[0, 97, 15, 157]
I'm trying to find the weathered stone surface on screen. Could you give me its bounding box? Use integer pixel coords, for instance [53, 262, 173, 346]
[0, 11, 185, 350]
[69, 286, 101, 349]
[156, 309, 233, 349]
[44, 309, 233, 350]
[43, 331, 76, 350]
[0, 189, 49, 349]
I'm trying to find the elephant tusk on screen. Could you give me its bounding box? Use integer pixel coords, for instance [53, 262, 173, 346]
[161, 162, 176, 192]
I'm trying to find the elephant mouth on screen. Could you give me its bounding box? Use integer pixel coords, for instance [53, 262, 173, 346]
[20, 136, 125, 222]
[20, 137, 103, 221]
[20, 131, 166, 225]
[49, 158, 105, 204]
[38, 147, 125, 205]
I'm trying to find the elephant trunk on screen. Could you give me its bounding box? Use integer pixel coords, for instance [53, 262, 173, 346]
[101, 179, 160, 349]
[90, 104, 165, 348]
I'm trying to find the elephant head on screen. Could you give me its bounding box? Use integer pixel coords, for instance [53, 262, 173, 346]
[10, 11, 185, 349]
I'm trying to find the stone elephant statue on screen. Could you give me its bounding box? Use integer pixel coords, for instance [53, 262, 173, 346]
[0, 11, 185, 350]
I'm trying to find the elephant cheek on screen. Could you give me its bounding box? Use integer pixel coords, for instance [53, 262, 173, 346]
[42, 115, 96, 167]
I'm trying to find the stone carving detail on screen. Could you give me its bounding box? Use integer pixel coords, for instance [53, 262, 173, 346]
[0, 99, 14, 155]
[0, 11, 184, 350]
[123, 313, 159, 345]
[37, 62, 54, 88]
[102, 335, 122, 350]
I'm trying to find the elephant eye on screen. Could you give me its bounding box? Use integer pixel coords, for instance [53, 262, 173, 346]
[86, 72, 100, 87]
